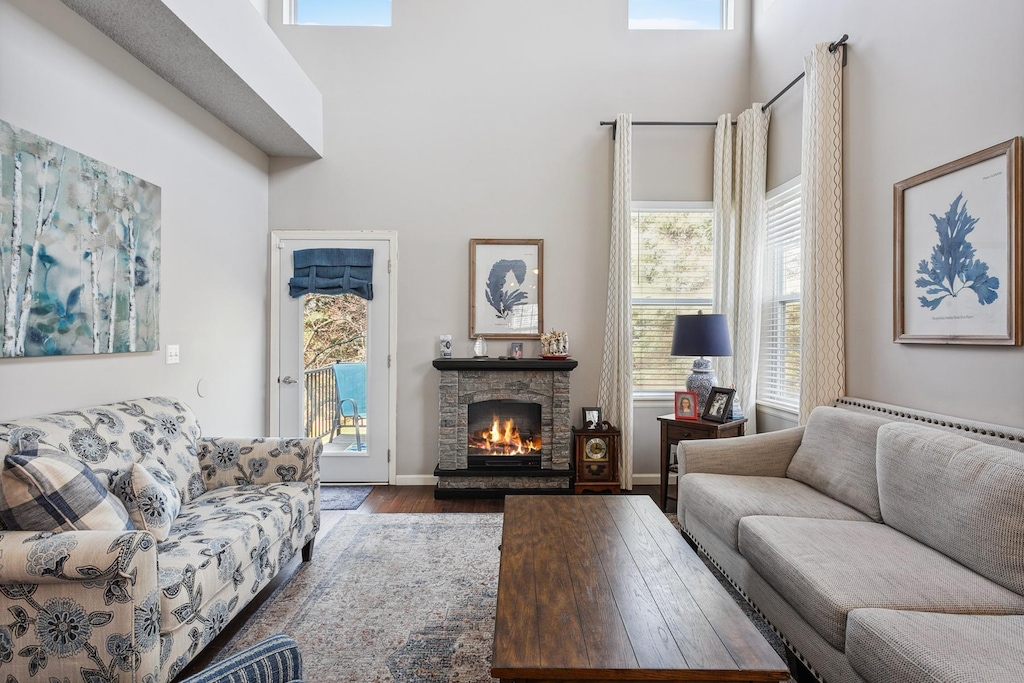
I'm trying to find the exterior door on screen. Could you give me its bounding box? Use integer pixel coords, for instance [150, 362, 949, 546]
[270, 231, 396, 484]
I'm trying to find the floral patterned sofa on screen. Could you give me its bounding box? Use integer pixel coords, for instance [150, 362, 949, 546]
[0, 397, 321, 682]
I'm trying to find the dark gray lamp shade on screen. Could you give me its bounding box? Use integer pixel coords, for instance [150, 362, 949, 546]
[670, 314, 733, 357]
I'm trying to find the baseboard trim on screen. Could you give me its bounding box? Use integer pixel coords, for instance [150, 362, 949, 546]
[395, 473, 661, 486]
[396, 475, 439, 486]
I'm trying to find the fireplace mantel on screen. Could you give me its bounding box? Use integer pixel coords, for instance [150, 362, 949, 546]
[432, 358, 578, 372]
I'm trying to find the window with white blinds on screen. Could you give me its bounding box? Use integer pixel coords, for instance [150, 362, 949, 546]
[758, 178, 802, 411]
[631, 203, 714, 395]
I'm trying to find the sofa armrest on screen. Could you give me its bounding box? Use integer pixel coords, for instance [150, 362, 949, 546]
[680, 425, 805, 477]
[0, 529, 161, 681]
[197, 437, 322, 491]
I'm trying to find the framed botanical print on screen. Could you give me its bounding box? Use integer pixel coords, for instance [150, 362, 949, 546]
[470, 239, 543, 339]
[894, 137, 1022, 345]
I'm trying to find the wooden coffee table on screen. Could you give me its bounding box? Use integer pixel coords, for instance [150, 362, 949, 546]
[492, 495, 789, 682]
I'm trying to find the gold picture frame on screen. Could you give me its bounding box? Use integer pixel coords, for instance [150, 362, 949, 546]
[894, 137, 1023, 345]
[469, 239, 544, 339]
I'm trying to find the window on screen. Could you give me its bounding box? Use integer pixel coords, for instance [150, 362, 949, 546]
[287, 0, 391, 27]
[758, 178, 802, 411]
[631, 203, 714, 395]
[628, 0, 732, 30]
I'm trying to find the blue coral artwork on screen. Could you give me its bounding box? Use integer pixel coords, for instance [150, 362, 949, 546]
[897, 140, 1020, 344]
[0, 120, 161, 357]
[914, 192, 999, 311]
[470, 239, 543, 338]
[486, 259, 529, 319]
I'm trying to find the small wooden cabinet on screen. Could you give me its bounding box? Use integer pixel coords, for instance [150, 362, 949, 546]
[658, 414, 746, 511]
[573, 424, 621, 494]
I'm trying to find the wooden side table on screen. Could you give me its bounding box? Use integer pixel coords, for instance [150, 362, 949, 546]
[658, 414, 747, 512]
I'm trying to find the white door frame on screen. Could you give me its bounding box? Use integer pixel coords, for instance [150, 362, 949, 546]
[268, 230, 398, 486]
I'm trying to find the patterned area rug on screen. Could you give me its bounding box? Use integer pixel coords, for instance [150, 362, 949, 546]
[219, 514, 503, 682]
[218, 512, 794, 682]
[319, 484, 373, 510]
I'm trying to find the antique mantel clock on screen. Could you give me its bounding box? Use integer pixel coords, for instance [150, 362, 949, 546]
[573, 422, 621, 494]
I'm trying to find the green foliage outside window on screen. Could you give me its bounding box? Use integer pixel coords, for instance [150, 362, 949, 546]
[631, 209, 714, 392]
[303, 293, 367, 370]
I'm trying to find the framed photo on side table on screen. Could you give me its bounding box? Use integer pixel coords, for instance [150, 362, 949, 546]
[894, 137, 1022, 345]
[673, 391, 698, 420]
[702, 387, 735, 423]
[582, 407, 602, 429]
[470, 239, 544, 339]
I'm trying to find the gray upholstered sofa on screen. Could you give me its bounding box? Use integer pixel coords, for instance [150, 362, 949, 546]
[0, 397, 321, 682]
[677, 397, 1024, 683]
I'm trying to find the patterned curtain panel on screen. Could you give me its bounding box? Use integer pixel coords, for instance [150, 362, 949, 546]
[799, 43, 845, 424]
[289, 248, 374, 300]
[712, 108, 770, 432]
[598, 113, 634, 489]
[712, 113, 737, 394]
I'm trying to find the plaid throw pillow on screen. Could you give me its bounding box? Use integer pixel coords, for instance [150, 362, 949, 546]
[0, 445, 134, 532]
[113, 460, 181, 542]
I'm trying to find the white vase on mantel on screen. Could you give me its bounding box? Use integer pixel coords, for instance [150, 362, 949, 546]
[473, 337, 488, 358]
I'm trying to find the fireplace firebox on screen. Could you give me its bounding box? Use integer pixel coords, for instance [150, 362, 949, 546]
[467, 399, 542, 469]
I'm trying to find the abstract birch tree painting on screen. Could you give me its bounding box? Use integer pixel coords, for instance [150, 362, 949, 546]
[0, 120, 160, 357]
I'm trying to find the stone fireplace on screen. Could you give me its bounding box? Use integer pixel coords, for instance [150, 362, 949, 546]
[433, 357, 577, 497]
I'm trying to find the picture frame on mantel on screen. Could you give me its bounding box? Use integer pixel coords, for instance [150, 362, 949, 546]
[469, 238, 544, 339]
[894, 137, 1023, 345]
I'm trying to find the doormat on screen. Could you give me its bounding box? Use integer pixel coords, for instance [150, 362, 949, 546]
[319, 484, 373, 510]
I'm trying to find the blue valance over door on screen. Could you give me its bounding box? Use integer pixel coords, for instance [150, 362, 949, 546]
[288, 248, 374, 300]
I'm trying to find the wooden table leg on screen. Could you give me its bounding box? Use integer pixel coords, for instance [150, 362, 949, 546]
[659, 421, 671, 511]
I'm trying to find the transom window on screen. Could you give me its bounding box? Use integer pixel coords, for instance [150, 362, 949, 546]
[758, 178, 802, 412]
[629, 0, 733, 30]
[287, 0, 391, 27]
[631, 202, 714, 395]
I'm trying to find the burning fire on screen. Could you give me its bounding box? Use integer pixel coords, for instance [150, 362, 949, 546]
[468, 415, 542, 455]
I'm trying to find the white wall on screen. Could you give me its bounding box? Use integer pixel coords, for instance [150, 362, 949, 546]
[0, 0, 271, 434]
[751, 0, 1024, 427]
[266, 0, 752, 480]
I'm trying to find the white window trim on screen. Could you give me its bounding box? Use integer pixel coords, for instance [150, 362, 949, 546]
[631, 200, 714, 401]
[756, 176, 801, 417]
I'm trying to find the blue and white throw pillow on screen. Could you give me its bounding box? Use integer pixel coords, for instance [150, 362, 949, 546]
[113, 459, 181, 542]
[0, 442, 134, 532]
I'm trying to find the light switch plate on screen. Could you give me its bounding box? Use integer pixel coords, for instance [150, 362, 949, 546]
[165, 344, 180, 365]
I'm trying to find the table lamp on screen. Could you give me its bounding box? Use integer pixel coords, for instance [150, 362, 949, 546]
[670, 312, 733, 414]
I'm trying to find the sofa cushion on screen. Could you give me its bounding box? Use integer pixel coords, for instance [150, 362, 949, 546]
[737, 516, 1024, 651]
[877, 422, 1024, 596]
[785, 406, 890, 521]
[113, 460, 182, 542]
[0, 396, 207, 504]
[679, 473, 872, 550]
[0, 449, 133, 531]
[156, 482, 315, 635]
[846, 609, 1024, 683]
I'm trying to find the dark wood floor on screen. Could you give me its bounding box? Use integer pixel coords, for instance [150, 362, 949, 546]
[177, 484, 659, 679]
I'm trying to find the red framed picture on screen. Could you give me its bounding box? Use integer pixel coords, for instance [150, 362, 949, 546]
[674, 391, 699, 420]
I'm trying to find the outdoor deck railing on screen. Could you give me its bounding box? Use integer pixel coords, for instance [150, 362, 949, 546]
[304, 365, 337, 443]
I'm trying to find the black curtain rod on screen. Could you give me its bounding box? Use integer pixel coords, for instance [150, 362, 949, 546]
[601, 34, 848, 137]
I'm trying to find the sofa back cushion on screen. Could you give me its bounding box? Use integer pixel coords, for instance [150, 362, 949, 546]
[786, 406, 890, 521]
[877, 422, 1024, 595]
[0, 397, 206, 504]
